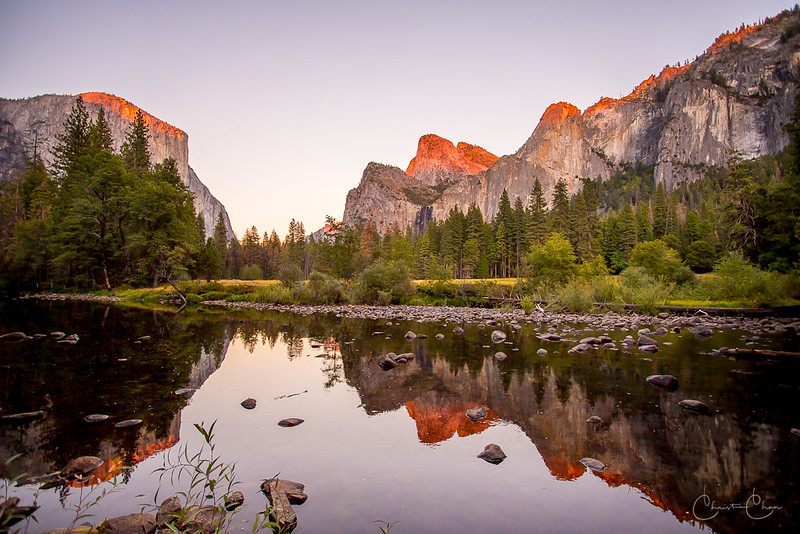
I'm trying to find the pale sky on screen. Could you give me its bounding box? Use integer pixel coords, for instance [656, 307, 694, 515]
[0, 0, 793, 239]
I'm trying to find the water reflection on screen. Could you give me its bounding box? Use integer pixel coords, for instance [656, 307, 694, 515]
[2, 302, 798, 533]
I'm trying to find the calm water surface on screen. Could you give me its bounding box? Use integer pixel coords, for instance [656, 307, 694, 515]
[1, 299, 798, 533]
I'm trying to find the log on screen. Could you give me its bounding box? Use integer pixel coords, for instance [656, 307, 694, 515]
[722, 348, 800, 359]
[264, 479, 297, 531]
[0, 410, 46, 424]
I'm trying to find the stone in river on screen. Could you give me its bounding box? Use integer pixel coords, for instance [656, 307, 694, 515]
[278, 418, 304, 427]
[371, 331, 384, 337]
[241, 398, 257, 409]
[568, 343, 590, 354]
[466, 406, 488, 421]
[115, 418, 143, 428]
[50, 331, 65, 339]
[639, 344, 659, 353]
[435, 333, 445, 340]
[638, 335, 658, 346]
[491, 330, 507, 343]
[224, 491, 245, 511]
[156, 495, 182, 528]
[679, 399, 711, 414]
[0, 332, 26, 340]
[181, 506, 224, 534]
[580, 457, 606, 472]
[174, 388, 195, 395]
[537, 348, 548, 356]
[404, 331, 417, 340]
[690, 325, 714, 339]
[477, 443, 506, 464]
[61, 456, 103, 478]
[261, 479, 300, 530]
[452, 326, 464, 335]
[102, 512, 156, 534]
[416, 334, 427, 339]
[376, 354, 398, 371]
[646, 374, 679, 392]
[260, 479, 308, 505]
[586, 416, 602, 424]
[84, 414, 109, 423]
[494, 351, 508, 361]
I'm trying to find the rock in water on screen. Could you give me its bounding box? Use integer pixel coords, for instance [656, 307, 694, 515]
[404, 331, 417, 340]
[182, 505, 225, 534]
[61, 456, 103, 478]
[494, 351, 507, 361]
[115, 418, 142, 428]
[646, 374, 679, 392]
[465, 406, 488, 421]
[690, 326, 714, 339]
[637, 335, 658, 346]
[102, 513, 157, 534]
[156, 495, 182, 528]
[278, 418, 304, 427]
[452, 326, 464, 335]
[0, 332, 26, 340]
[679, 399, 711, 414]
[478, 443, 506, 464]
[586, 416, 602, 424]
[224, 491, 245, 511]
[260, 479, 308, 505]
[491, 330, 507, 343]
[241, 398, 257, 409]
[580, 457, 606, 472]
[262, 479, 300, 530]
[376, 354, 398, 371]
[435, 333, 445, 340]
[84, 414, 109, 423]
[537, 348, 548, 356]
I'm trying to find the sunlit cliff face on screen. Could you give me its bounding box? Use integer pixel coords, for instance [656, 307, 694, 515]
[405, 134, 498, 178]
[404, 397, 496, 444]
[79, 92, 187, 139]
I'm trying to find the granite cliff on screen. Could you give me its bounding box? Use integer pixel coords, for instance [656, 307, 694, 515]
[0, 92, 233, 239]
[343, 9, 800, 233]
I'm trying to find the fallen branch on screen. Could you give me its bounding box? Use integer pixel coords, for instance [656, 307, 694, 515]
[722, 348, 800, 359]
[274, 390, 308, 400]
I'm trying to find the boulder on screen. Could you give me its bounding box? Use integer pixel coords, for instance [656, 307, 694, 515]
[646, 374, 679, 392]
[102, 513, 157, 534]
[491, 330, 507, 343]
[404, 331, 417, 340]
[0, 332, 26, 340]
[83, 414, 109, 423]
[278, 418, 304, 427]
[261, 479, 300, 530]
[435, 333, 445, 340]
[637, 335, 658, 346]
[452, 326, 464, 335]
[639, 344, 659, 353]
[156, 496, 182, 528]
[586, 416, 602, 424]
[679, 399, 711, 414]
[690, 326, 714, 339]
[241, 398, 257, 410]
[224, 491, 244, 511]
[181, 506, 224, 534]
[579, 457, 606, 472]
[465, 406, 488, 421]
[61, 456, 103, 478]
[477, 443, 506, 464]
[568, 343, 590, 354]
[494, 351, 507, 361]
[580, 337, 601, 345]
[537, 348, 548, 356]
[115, 418, 142, 428]
[376, 355, 398, 371]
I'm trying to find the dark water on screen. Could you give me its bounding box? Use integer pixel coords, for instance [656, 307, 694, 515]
[1, 299, 799, 533]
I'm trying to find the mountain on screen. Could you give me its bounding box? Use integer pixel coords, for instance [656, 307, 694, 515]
[343, 135, 497, 234]
[0, 92, 233, 239]
[343, 8, 800, 233]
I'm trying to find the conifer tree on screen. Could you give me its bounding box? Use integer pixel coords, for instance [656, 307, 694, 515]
[89, 108, 114, 153]
[121, 109, 151, 177]
[652, 182, 668, 237]
[551, 178, 570, 233]
[527, 178, 548, 247]
[52, 96, 91, 178]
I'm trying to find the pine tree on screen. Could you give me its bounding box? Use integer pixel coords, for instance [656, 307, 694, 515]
[89, 108, 114, 154]
[121, 109, 151, 177]
[652, 182, 668, 237]
[52, 96, 91, 178]
[213, 212, 228, 270]
[551, 178, 570, 233]
[527, 178, 547, 247]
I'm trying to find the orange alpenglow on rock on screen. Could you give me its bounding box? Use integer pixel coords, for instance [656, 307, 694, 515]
[536, 102, 581, 127]
[79, 92, 187, 139]
[406, 134, 498, 178]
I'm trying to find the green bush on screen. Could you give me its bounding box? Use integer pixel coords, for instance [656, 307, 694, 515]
[278, 263, 303, 289]
[307, 271, 346, 304]
[629, 239, 684, 280]
[201, 291, 230, 301]
[555, 279, 595, 312]
[239, 264, 262, 280]
[670, 265, 696, 286]
[349, 261, 414, 305]
[684, 240, 716, 273]
[525, 233, 577, 285]
[590, 275, 620, 303]
[618, 266, 669, 313]
[577, 255, 609, 278]
[695, 252, 781, 304]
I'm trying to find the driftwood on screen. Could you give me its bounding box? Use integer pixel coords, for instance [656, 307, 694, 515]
[722, 348, 800, 359]
[0, 410, 46, 424]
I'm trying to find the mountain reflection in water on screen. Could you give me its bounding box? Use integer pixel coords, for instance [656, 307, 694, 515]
[1, 301, 798, 533]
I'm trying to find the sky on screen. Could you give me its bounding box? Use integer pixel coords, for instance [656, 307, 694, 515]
[0, 0, 794, 239]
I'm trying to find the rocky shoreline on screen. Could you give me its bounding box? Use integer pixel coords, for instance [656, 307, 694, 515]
[16, 293, 800, 337]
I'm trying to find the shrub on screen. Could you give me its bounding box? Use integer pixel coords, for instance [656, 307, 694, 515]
[555, 279, 594, 312]
[618, 266, 670, 313]
[525, 233, 577, 285]
[670, 265, 696, 286]
[577, 255, 609, 278]
[239, 264, 262, 280]
[629, 239, 684, 280]
[307, 271, 346, 304]
[349, 261, 414, 305]
[695, 252, 781, 304]
[278, 263, 303, 289]
[590, 275, 620, 303]
[684, 240, 716, 273]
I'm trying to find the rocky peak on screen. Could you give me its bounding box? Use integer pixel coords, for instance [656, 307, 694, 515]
[535, 102, 581, 129]
[406, 134, 497, 185]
